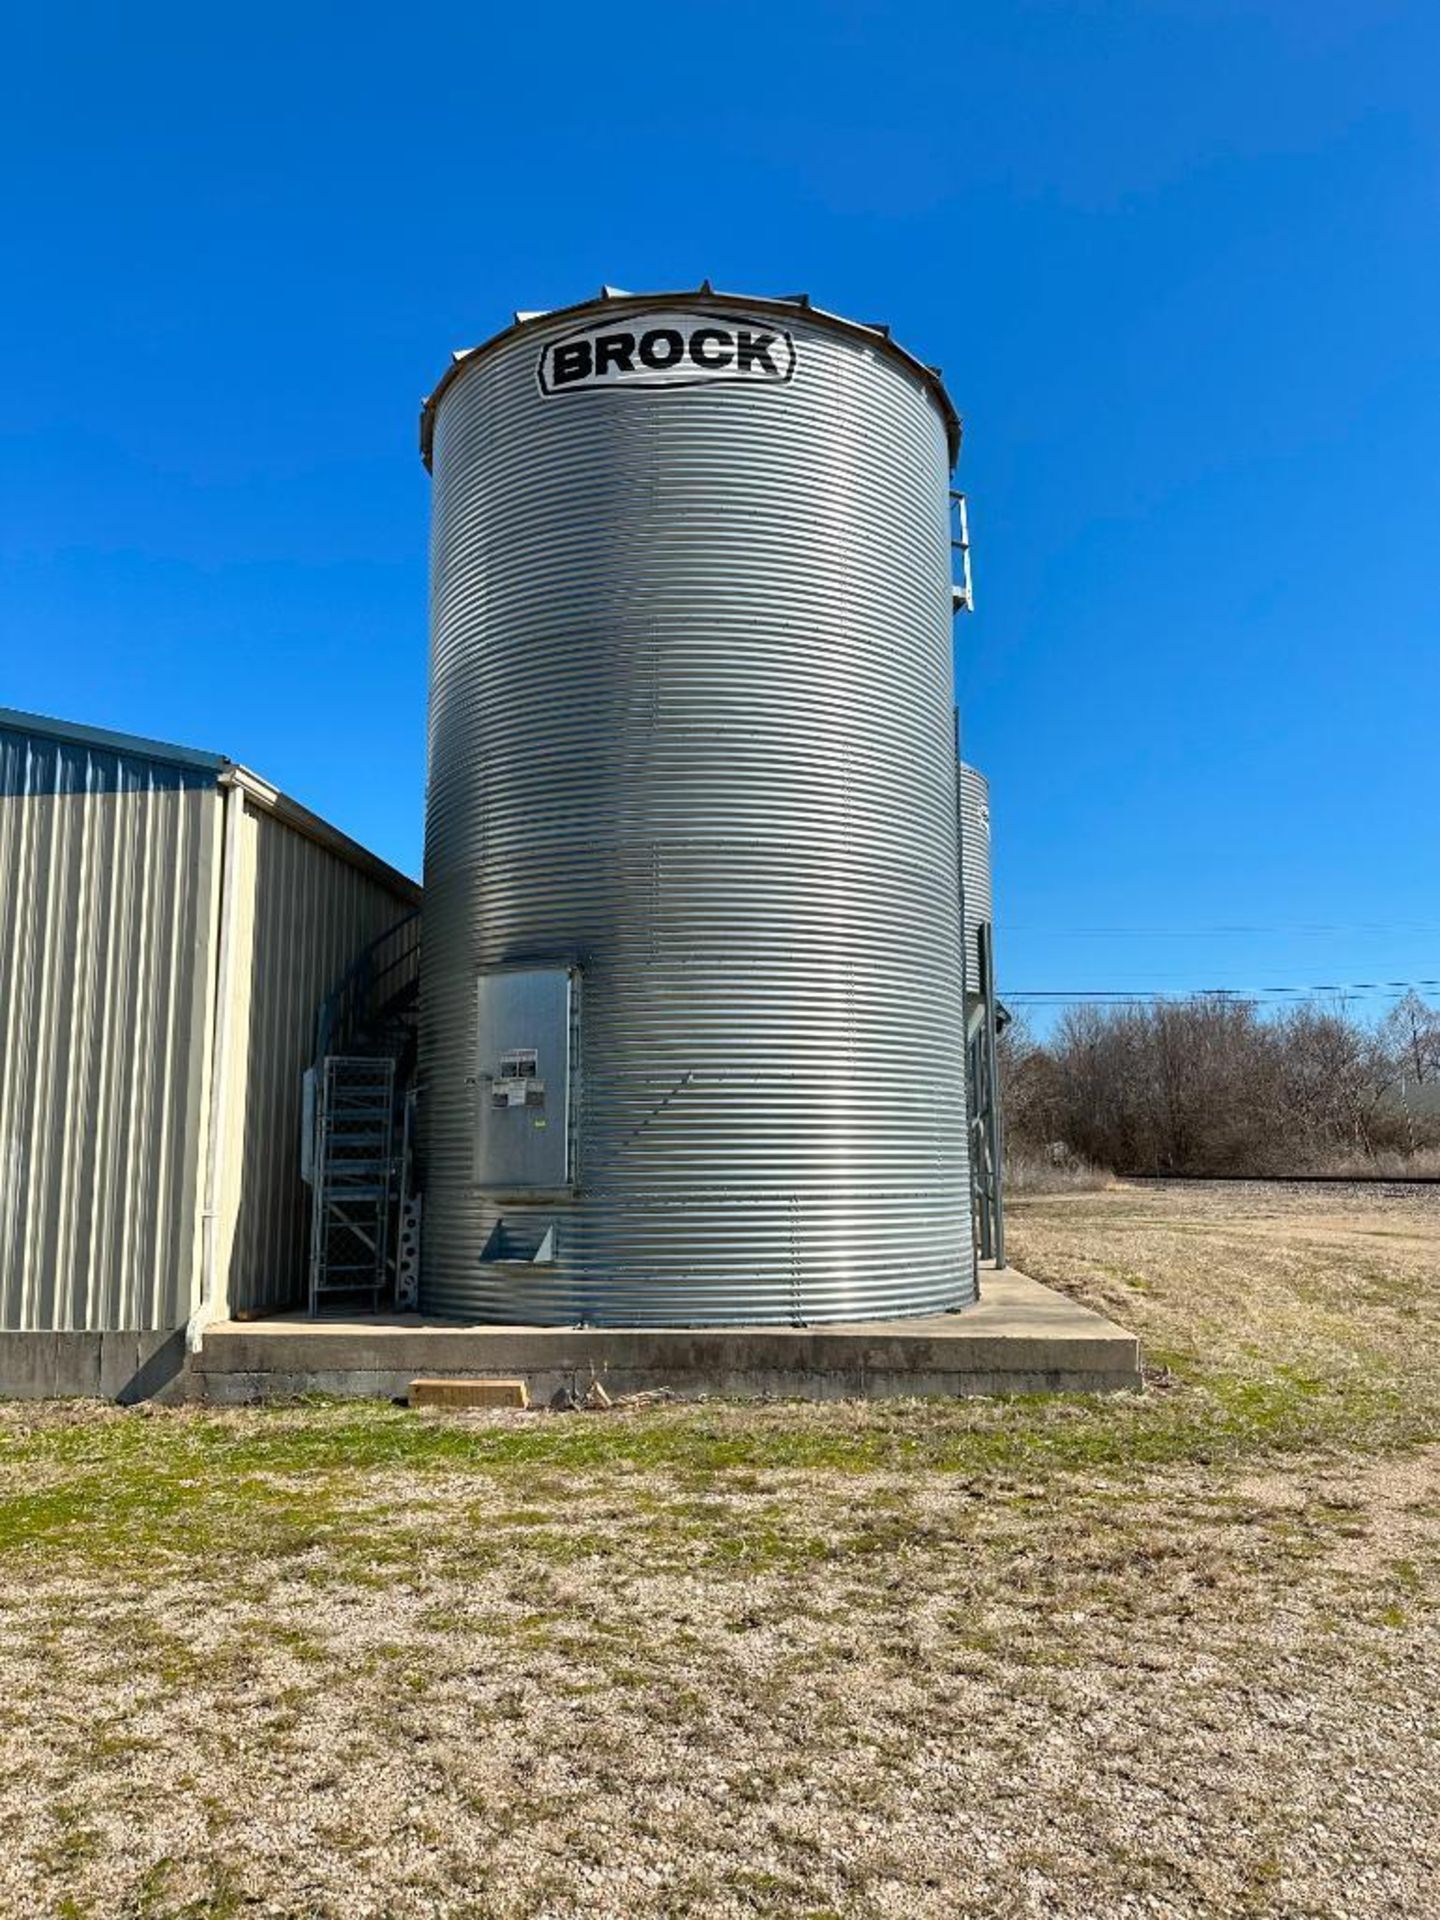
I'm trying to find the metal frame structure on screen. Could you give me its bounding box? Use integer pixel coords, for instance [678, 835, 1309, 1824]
[950, 495, 1005, 1271]
[307, 1056, 397, 1315]
[968, 923, 1006, 1267]
[304, 911, 422, 1313]
[950, 491, 974, 613]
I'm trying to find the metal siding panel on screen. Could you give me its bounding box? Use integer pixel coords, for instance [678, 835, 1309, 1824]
[0, 728, 217, 1331]
[222, 803, 416, 1316]
[420, 297, 976, 1326]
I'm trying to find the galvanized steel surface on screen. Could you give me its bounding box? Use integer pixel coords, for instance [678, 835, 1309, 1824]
[0, 723, 218, 1331]
[958, 762, 993, 997]
[420, 292, 975, 1325]
[420, 286, 962, 468]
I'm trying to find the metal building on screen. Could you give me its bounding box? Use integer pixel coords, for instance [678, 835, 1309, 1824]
[418, 287, 975, 1327]
[0, 708, 418, 1394]
[958, 761, 1005, 1264]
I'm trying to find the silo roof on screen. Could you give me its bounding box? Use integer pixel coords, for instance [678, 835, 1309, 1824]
[419, 284, 962, 470]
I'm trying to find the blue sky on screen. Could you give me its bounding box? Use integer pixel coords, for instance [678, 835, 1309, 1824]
[2, 2, 1436, 1020]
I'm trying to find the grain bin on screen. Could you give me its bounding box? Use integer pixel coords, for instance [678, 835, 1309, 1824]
[418, 288, 974, 1325]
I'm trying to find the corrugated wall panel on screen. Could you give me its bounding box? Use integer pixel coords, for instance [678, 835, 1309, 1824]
[0, 728, 219, 1331]
[219, 799, 416, 1316]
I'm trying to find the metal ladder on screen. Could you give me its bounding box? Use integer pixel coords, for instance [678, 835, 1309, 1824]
[307, 1056, 397, 1314]
[950, 491, 974, 612]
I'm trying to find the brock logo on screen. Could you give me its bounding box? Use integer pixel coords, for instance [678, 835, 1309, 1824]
[537, 310, 797, 396]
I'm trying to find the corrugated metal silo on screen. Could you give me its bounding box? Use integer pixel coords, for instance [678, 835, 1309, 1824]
[418, 289, 974, 1325]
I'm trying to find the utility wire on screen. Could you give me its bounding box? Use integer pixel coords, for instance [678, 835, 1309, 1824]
[998, 921, 1440, 937]
[1004, 977, 1440, 1005]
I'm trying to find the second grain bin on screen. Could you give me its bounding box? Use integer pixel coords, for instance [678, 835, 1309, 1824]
[418, 288, 974, 1325]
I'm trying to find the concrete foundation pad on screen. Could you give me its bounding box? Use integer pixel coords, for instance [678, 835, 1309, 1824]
[194, 1269, 1141, 1404]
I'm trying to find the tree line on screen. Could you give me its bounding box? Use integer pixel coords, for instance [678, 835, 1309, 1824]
[1000, 991, 1440, 1177]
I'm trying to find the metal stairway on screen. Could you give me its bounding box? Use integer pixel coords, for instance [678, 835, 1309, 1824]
[308, 1056, 396, 1314]
[314, 910, 421, 1090]
[305, 911, 420, 1313]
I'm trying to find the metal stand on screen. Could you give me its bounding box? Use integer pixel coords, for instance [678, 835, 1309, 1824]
[307, 1056, 397, 1314]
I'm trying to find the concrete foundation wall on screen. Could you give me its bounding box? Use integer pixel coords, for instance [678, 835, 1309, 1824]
[198, 1362, 1141, 1406]
[0, 1274, 1141, 1406]
[192, 1273, 1143, 1404]
[0, 1329, 190, 1402]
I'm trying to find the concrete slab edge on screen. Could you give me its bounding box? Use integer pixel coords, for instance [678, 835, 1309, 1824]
[198, 1362, 1142, 1406]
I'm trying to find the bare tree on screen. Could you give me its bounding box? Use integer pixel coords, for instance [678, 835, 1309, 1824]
[996, 1009, 1062, 1149]
[1003, 992, 1440, 1176]
[1379, 991, 1440, 1088]
[1273, 1002, 1392, 1162]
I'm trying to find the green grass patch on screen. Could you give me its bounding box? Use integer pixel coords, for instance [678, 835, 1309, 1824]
[2, 1355, 1437, 1578]
[4, 1182, 1438, 1576]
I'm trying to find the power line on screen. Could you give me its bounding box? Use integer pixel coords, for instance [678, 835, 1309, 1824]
[1004, 978, 1440, 1006]
[998, 921, 1440, 937]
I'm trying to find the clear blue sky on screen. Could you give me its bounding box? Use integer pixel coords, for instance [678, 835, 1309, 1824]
[3, 2, 1436, 1020]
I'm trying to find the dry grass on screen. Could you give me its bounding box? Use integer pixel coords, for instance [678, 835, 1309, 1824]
[3, 1182, 1440, 1919]
[1003, 1148, 1111, 1194]
[1313, 1147, 1440, 1178]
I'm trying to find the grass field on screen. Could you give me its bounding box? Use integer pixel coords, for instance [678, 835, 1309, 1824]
[2, 1181, 1438, 1919]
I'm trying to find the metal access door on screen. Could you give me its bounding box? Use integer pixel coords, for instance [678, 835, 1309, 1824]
[474, 966, 575, 1193]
